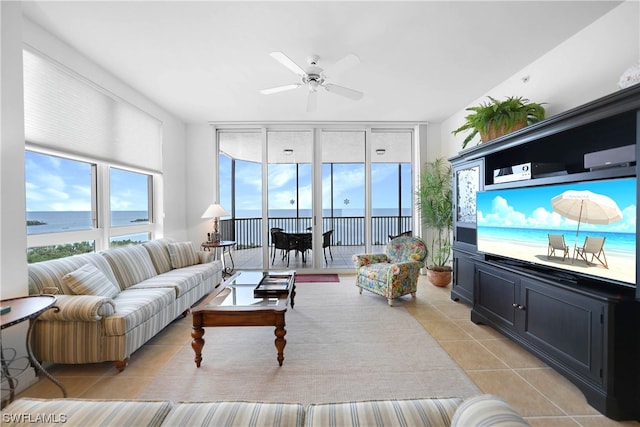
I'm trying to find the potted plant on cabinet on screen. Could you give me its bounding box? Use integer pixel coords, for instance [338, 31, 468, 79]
[452, 96, 546, 149]
[417, 158, 453, 287]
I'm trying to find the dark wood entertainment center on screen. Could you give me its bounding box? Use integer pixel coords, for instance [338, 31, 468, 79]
[449, 84, 640, 420]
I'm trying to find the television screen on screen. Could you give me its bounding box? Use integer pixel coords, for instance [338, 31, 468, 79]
[477, 177, 636, 287]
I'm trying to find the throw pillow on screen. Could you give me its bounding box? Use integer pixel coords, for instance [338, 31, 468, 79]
[167, 241, 199, 269]
[63, 264, 120, 298]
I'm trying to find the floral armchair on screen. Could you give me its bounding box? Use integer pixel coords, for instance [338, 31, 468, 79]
[352, 236, 428, 306]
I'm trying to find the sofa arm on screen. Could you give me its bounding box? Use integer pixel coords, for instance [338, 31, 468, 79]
[451, 394, 530, 426]
[352, 253, 388, 268]
[38, 295, 116, 322]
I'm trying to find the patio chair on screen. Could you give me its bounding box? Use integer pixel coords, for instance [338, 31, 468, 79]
[388, 230, 412, 241]
[322, 230, 334, 265]
[575, 236, 608, 268]
[272, 231, 296, 267]
[269, 227, 284, 258]
[352, 236, 427, 306]
[547, 234, 569, 261]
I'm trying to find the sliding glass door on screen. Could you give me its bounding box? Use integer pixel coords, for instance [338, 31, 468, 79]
[216, 125, 417, 272]
[320, 131, 366, 267]
[267, 130, 313, 269]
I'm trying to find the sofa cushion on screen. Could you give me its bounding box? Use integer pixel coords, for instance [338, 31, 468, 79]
[103, 287, 175, 336]
[129, 270, 200, 298]
[167, 241, 199, 268]
[142, 238, 174, 274]
[162, 401, 305, 427]
[101, 245, 158, 290]
[63, 264, 120, 298]
[0, 398, 171, 427]
[451, 394, 530, 427]
[28, 252, 119, 295]
[305, 398, 463, 427]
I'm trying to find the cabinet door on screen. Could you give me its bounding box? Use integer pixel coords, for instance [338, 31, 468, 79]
[475, 264, 519, 328]
[452, 160, 482, 250]
[452, 249, 475, 304]
[520, 278, 604, 386]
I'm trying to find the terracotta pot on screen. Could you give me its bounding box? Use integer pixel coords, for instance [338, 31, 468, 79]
[480, 119, 527, 143]
[427, 268, 452, 287]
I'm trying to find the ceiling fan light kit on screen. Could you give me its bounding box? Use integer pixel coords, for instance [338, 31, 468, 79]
[260, 51, 364, 111]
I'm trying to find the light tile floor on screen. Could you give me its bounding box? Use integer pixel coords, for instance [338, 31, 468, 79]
[13, 275, 640, 426]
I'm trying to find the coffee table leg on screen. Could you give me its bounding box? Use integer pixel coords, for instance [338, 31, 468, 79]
[274, 319, 287, 366]
[191, 326, 205, 367]
[290, 283, 296, 309]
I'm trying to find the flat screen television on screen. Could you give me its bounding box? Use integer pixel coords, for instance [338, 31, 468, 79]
[476, 176, 637, 288]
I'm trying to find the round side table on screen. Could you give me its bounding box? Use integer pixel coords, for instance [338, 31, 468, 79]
[1, 295, 67, 407]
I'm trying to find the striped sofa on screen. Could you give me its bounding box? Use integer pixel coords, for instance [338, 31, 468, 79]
[2, 395, 530, 426]
[27, 239, 222, 371]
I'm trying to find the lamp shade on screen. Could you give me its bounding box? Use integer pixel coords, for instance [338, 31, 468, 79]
[201, 204, 229, 219]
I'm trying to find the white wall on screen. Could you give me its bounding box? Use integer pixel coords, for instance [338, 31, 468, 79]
[186, 124, 217, 245]
[439, 0, 640, 160]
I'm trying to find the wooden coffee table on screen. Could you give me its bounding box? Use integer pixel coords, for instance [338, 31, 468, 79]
[191, 271, 296, 367]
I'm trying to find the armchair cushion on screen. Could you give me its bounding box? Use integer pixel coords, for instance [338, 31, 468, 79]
[63, 264, 120, 298]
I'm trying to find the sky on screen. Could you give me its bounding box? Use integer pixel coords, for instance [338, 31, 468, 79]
[26, 150, 413, 216]
[25, 151, 149, 212]
[219, 155, 413, 216]
[477, 177, 637, 233]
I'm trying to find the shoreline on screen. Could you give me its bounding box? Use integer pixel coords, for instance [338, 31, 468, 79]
[478, 238, 635, 285]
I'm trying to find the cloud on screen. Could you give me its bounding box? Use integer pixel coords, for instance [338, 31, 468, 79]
[479, 196, 637, 234]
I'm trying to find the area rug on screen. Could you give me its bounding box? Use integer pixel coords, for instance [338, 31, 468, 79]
[295, 273, 340, 283]
[138, 281, 479, 405]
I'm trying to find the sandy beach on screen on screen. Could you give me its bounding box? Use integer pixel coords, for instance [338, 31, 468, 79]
[479, 239, 635, 285]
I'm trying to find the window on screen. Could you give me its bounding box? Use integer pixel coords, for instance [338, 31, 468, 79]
[23, 48, 161, 262]
[26, 151, 95, 235]
[25, 150, 156, 261]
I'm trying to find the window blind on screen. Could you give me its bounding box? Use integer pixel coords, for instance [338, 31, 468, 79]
[23, 49, 162, 172]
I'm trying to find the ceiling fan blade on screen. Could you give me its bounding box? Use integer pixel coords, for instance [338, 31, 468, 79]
[323, 53, 360, 78]
[324, 83, 364, 101]
[260, 84, 302, 95]
[269, 52, 306, 77]
[307, 90, 318, 112]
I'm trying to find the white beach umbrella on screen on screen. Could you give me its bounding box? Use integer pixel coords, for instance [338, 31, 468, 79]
[551, 190, 622, 237]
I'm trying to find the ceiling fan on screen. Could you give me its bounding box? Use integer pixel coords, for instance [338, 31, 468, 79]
[260, 52, 364, 112]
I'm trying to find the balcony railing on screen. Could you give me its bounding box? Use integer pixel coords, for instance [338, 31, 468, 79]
[220, 216, 411, 249]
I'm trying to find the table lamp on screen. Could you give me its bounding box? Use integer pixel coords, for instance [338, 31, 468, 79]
[201, 203, 229, 243]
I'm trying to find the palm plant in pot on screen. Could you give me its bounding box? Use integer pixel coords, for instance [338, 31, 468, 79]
[417, 158, 453, 287]
[452, 96, 546, 149]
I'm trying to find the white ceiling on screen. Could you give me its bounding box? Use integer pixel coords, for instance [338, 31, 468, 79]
[21, 1, 622, 125]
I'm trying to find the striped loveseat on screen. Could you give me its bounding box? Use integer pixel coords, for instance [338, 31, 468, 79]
[2, 394, 530, 426]
[27, 239, 222, 371]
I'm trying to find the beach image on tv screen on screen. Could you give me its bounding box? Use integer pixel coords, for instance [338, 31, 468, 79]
[477, 177, 636, 286]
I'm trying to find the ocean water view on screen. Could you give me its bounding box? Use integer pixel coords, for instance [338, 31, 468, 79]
[27, 211, 149, 235]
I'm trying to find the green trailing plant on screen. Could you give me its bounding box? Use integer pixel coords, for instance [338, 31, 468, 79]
[417, 158, 453, 270]
[452, 96, 546, 149]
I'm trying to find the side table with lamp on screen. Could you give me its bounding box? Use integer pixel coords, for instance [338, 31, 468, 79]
[201, 203, 235, 276]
